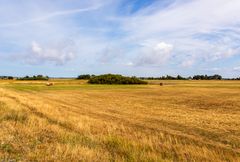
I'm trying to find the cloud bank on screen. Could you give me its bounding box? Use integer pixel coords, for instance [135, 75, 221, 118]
[136, 42, 173, 66]
[0, 0, 240, 77]
[24, 41, 76, 65]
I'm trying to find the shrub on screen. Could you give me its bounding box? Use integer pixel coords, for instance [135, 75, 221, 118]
[192, 74, 222, 80]
[0, 76, 14, 80]
[140, 75, 187, 80]
[77, 74, 95, 80]
[88, 74, 147, 85]
[17, 75, 49, 80]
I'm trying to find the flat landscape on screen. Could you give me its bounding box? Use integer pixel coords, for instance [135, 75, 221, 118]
[0, 80, 240, 161]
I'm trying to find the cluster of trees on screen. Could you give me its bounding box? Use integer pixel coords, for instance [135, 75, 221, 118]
[192, 74, 222, 80]
[1, 73, 239, 81]
[140, 74, 224, 80]
[88, 74, 147, 84]
[77, 74, 240, 81]
[0, 76, 14, 80]
[77, 74, 95, 80]
[226, 77, 240, 80]
[17, 75, 49, 80]
[140, 75, 188, 80]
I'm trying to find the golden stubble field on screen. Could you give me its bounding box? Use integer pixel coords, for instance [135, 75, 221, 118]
[0, 79, 240, 161]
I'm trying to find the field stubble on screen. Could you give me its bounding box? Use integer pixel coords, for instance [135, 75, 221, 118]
[0, 79, 240, 161]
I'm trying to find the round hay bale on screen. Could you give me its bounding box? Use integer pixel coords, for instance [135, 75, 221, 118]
[46, 82, 54, 86]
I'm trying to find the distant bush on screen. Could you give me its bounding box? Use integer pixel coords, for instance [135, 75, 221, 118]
[0, 76, 14, 80]
[140, 75, 187, 80]
[77, 74, 95, 80]
[233, 77, 240, 80]
[192, 74, 222, 80]
[17, 75, 49, 80]
[88, 74, 147, 84]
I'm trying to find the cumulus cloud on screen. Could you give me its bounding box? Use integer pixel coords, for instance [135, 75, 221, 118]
[0, 6, 102, 28]
[136, 42, 173, 66]
[181, 59, 194, 68]
[98, 45, 124, 64]
[206, 47, 238, 61]
[1, 0, 240, 77]
[233, 66, 240, 71]
[125, 62, 134, 66]
[117, 0, 240, 68]
[203, 67, 221, 72]
[24, 41, 76, 65]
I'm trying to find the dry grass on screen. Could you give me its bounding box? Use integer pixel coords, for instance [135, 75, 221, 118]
[0, 79, 240, 161]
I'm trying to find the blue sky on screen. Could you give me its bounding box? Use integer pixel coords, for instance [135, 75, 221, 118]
[0, 0, 240, 77]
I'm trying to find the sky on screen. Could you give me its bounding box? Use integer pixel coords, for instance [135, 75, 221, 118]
[0, 0, 240, 77]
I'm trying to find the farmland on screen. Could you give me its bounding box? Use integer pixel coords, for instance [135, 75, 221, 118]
[0, 79, 240, 161]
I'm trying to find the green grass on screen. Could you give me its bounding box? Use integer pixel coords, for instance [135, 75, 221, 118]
[3, 80, 239, 92]
[3, 83, 148, 92]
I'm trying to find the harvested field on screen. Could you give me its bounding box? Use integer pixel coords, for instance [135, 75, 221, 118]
[0, 80, 240, 161]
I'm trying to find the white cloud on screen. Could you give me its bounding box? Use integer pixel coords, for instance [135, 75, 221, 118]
[203, 67, 221, 72]
[181, 59, 194, 68]
[24, 41, 76, 65]
[98, 45, 124, 64]
[0, 5, 103, 28]
[153, 42, 173, 54]
[32, 41, 42, 54]
[136, 42, 173, 66]
[125, 62, 134, 66]
[1, 0, 240, 77]
[233, 66, 240, 71]
[116, 0, 240, 66]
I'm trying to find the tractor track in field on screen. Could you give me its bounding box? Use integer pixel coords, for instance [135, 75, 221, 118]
[1, 88, 240, 158]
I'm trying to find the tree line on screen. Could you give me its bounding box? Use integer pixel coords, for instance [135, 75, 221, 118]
[0, 76, 14, 80]
[77, 74, 95, 80]
[139, 75, 188, 80]
[192, 74, 222, 80]
[77, 74, 240, 81]
[17, 75, 49, 80]
[1, 74, 240, 81]
[140, 74, 231, 80]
